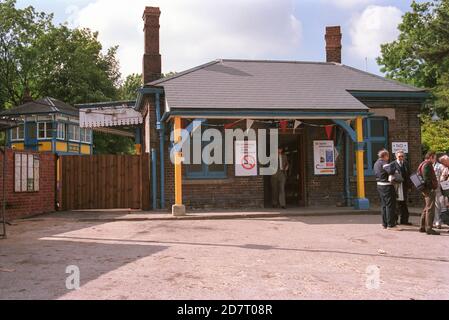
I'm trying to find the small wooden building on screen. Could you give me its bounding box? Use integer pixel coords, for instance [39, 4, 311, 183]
[1, 97, 92, 155]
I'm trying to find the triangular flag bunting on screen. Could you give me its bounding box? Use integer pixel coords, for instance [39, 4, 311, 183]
[280, 120, 288, 133]
[246, 119, 254, 132]
[325, 125, 334, 139]
[293, 120, 302, 132]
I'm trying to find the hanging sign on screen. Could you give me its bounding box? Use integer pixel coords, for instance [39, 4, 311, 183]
[235, 140, 258, 176]
[313, 140, 336, 175]
[392, 142, 409, 154]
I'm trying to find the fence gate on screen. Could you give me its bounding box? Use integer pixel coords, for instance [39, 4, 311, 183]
[58, 154, 150, 210]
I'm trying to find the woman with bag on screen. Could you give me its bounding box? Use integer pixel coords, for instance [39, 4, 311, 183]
[437, 155, 449, 228]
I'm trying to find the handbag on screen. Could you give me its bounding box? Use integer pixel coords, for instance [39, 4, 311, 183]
[441, 180, 449, 197]
[410, 172, 425, 191]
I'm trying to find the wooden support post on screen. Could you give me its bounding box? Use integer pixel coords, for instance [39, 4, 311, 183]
[354, 116, 369, 210]
[172, 116, 186, 216]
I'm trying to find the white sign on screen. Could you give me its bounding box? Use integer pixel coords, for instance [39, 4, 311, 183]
[235, 140, 258, 176]
[313, 140, 336, 175]
[392, 142, 409, 154]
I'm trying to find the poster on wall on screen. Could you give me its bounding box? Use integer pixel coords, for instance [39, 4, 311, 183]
[313, 140, 336, 175]
[235, 140, 258, 176]
[392, 142, 409, 154]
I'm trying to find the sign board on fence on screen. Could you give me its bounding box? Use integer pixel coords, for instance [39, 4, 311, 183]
[235, 140, 257, 176]
[313, 140, 336, 175]
[392, 142, 409, 154]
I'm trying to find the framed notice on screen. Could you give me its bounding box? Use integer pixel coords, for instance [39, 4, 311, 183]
[14, 153, 39, 192]
[392, 142, 409, 154]
[313, 140, 336, 175]
[235, 140, 258, 176]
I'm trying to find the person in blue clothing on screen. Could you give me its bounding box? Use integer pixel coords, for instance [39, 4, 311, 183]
[374, 149, 401, 231]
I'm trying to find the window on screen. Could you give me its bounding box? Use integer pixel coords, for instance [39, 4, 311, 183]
[10, 124, 24, 141]
[14, 153, 39, 192]
[68, 125, 80, 141]
[185, 123, 227, 179]
[80, 128, 91, 143]
[57, 123, 65, 140]
[357, 117, 388, 175]
[38, 122, 53, 139]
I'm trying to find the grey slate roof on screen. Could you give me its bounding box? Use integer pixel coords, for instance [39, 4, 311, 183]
[149, 59, 426, 111]
[0, 97, 79, 117]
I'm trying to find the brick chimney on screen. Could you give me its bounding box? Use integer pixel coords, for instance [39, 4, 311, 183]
[325, 26, 342, 64]
[142, 7, 161, 84]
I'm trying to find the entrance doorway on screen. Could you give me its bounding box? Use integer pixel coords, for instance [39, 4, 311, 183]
[264, 132, 306, 207]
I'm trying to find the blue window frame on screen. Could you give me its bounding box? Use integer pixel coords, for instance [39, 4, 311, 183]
[184, 121, 227, 179]
[357, 117, 389, 176]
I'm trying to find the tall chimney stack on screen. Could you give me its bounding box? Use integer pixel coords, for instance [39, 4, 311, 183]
[325, 26, 342, 64]
[142, 7, 161, 84]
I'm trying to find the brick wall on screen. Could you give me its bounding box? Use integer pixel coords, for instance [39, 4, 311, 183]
[0, 149, 56, 220]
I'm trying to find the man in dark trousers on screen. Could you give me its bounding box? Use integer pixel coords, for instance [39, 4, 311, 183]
[418, 151, 440, 235]
[374, 149, 400, 230]
[392, 150, 412, 225]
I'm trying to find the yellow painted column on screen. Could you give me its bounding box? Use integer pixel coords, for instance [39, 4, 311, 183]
[355, 116, 365, 199]
[173, 117, 183, 208]
[354, 116, 369, 209]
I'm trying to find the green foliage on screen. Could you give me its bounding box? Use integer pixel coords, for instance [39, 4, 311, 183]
[92, 131, 135, 155]
[421, 116, 449, 153]
[377, 0, 449, 118]
[0, 0, 139, 154]
[118, 73, 142, 100]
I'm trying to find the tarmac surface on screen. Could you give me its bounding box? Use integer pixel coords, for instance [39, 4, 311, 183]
[1, 212, 448, 300]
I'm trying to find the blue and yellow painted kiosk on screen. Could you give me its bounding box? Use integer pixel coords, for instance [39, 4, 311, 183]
[1, 97, 92, 155]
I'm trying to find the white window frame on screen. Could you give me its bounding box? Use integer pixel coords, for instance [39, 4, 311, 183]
[57, 123, 66, 140]
[10, 124, 24, 141]
[37, 122, 53, 139]
[80, 128, 92, 143]
[14, 153, 39, 192]
[68, 124, 80, 142]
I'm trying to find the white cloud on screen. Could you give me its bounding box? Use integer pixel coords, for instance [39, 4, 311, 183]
[320, 0, 378, 8]
[348, 5, 402, 60]
[69, 0, 302, 77]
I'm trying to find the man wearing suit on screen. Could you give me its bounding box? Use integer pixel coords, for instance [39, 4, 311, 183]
[271, 147, 289, 209]
[393, 150, 412, 225]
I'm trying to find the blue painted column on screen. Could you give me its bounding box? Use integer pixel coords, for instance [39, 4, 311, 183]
[151, 148, 158, 210]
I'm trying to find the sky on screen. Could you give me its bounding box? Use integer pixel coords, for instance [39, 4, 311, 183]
[16, 0, 423, 78]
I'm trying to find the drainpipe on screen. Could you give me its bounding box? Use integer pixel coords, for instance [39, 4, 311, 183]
[155, 92, 165, 209]
[151, 148, 157, 210]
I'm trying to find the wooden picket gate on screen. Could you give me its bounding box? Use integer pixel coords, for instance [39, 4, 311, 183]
[58, 154, 150, 211]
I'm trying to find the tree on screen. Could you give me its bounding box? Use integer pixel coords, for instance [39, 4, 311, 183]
[421, 116, 449, 153]
[0, 0, 53, 108]
[378, 0, 449, 154]
[0, 0, 121, 108]
[118, 73, 142, 100]
[377, 0, 449, 118]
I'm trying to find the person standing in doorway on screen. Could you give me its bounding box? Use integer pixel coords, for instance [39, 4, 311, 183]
[271, 147, 289, 209]
[374, 149, 400, 230]
[392, 150, 412, 225]
[418, 151, 440, 235]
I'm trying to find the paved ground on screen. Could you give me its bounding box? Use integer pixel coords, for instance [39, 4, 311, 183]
[1, 213, 448, 300]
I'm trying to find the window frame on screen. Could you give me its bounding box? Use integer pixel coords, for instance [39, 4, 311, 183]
[57, 123, 66, 140]
[14, 153, 39, 193]
[184, 121, 227, 180]
[355, 116, 389, 176]
[37, 122, 54, 140]
[68, 124, 80, 142]
[10, 124, 24, 141]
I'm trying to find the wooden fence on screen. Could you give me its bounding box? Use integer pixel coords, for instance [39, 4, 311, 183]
[58, 154, 150, 210]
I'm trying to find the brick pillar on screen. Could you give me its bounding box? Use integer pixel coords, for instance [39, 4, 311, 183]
[325, 26, 342, 64]
[142, 6, 162, 84]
